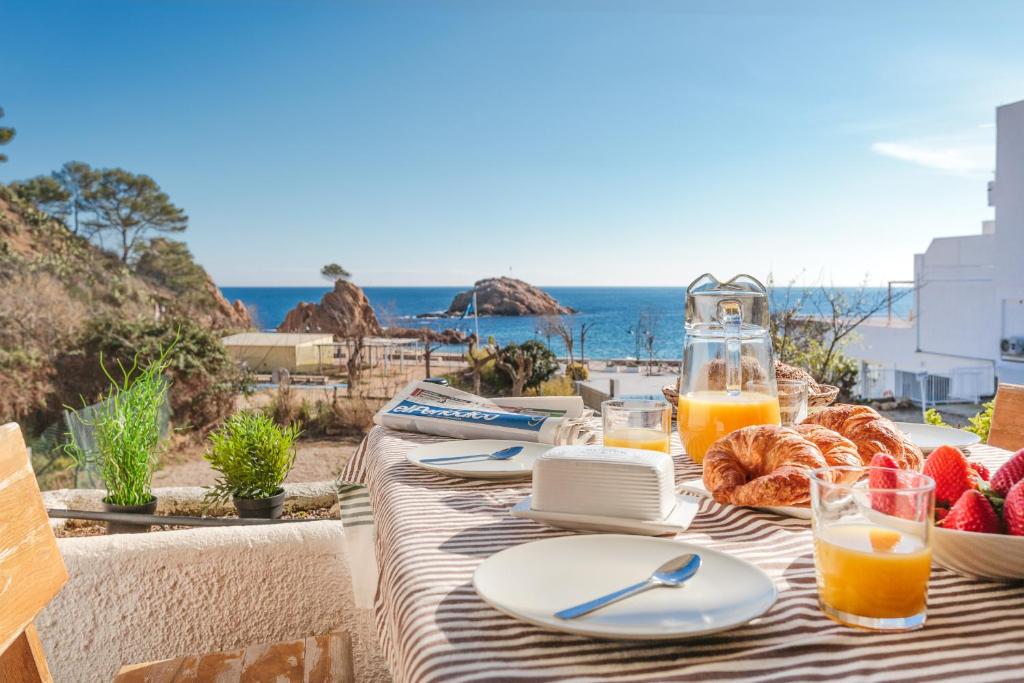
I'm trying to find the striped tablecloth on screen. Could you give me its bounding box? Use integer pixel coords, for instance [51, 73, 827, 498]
[341, 426, 1024, 683]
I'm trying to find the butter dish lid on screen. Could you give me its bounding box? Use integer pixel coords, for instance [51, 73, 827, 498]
[539, 445, 675, 470]
[532, 445, 677, 521]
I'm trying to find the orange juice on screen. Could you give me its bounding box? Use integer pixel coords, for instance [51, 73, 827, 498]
[604, 427, 671, 454]
[815, 523, 931, 620]
[677, 390, 781, 463]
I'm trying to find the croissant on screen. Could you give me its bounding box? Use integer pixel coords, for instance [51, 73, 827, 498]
[801, 404, 923, 471]
[703, 425, 828, 507]
[793, 423, 862, 483]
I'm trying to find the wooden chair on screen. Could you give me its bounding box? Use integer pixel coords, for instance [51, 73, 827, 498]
[989, 383, 1024, 452]
[0, 423, 68, 683]
[115, 631, 354, 683]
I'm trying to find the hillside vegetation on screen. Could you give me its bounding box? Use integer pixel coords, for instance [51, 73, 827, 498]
[0, 184, 251, 433]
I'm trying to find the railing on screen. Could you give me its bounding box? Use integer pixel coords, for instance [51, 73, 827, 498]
[862, 368, 985, 405]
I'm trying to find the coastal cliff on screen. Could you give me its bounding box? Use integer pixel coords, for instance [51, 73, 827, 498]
[0, 184, 252, 429]
[447, 277, 572, 316]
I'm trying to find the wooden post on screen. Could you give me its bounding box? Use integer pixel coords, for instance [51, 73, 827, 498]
[0, 423, 68, 683]
[1, 625, 52, 683]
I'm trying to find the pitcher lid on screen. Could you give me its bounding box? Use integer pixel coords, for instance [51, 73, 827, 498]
[685, 273, 770, 329]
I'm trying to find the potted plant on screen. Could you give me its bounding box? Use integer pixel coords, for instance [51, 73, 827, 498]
[204, 412, 300, 519]
[66, 349, 173, 533]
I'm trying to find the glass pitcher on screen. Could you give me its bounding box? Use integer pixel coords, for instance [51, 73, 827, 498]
[678, 273, 780, 463]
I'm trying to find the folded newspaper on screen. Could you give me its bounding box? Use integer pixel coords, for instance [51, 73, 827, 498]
[375, 381, 597, 445]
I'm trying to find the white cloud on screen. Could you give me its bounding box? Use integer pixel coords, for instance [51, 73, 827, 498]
[870, 140, 993, 176]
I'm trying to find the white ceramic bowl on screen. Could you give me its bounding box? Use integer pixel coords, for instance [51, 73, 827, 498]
[932, 526, 1024, 582]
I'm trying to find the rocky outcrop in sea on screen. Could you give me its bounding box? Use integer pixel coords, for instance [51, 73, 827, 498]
[278, 279, 383, 337]
[446, 277, 573, 317]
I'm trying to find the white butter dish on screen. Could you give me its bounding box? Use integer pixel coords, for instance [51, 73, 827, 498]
[532, 446, 676, 521]
[511, 494, 700, 536]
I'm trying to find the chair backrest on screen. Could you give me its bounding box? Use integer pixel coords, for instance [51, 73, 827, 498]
[989, 383, 1024, 452]
[0, 423, 68, 682]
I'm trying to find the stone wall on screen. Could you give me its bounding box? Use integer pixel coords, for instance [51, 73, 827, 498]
[37, 483, 389, 682]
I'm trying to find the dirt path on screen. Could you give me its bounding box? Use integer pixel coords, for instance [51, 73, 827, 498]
[153, 436, 362, 487]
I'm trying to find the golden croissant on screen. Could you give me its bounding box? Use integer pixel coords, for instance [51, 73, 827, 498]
[800, 404, 923, 471]
[702, 424, 859, 507]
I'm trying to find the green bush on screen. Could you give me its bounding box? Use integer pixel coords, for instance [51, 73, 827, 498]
[204, 411, 300, 502]
[54, 316, 243, 432]
[921, 403, 993, 443]
[534, 376, 576, 397]
[134, 238, 210, 303]
[477, 358, 505, 391]
[965, 400, 994, 443]
[493, 340, 559, 391]
[566, 362, 589, 381]
[64, 346, 173, 505]
[783, 338, 858, 398]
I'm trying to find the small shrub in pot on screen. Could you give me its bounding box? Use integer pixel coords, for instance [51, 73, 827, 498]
[65, 347, 173, 533]
[204, 412, 300, 519]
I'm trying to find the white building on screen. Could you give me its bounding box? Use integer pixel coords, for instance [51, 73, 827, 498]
[847, 98, 1024, 404]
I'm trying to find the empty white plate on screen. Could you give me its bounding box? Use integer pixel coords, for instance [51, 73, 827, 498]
[473, 534, 777, 640]
[894, 422, 980, 454]
[407, 439, 551, 479]
[678, 478, 812, 520]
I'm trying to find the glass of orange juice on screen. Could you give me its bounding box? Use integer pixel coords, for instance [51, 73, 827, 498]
[810, 466, 935, 631]
[602, 399, 672, 454]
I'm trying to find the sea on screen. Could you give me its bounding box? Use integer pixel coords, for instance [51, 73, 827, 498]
[220, 286, 913, 360]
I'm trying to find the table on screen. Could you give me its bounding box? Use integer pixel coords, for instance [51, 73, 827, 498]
[342, 426, 1024, 682]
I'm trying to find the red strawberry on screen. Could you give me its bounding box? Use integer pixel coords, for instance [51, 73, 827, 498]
[935, 506, 949, 523]
[940, 489, 1002, 534]
[991, 449, 1024, 497]
[923, 445, 973, 506]
[1004, 479, 1024, 537]
[869, 453, 900, 515]
[968, 461, 990, 482]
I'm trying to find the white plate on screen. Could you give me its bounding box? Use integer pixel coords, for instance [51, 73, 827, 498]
[510, 494, 701, 536]
[894, 422, 980, 454]
[678, 478, 812, 520]
[407, 439, 551, 479]
[473, 534, 777, 640]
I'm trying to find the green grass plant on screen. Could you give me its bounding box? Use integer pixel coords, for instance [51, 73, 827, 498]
[65, 345, 174, 506]
[204, 411, 300, 503]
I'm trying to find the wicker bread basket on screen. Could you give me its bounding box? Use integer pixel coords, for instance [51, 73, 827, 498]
[662, 361, 839, 411]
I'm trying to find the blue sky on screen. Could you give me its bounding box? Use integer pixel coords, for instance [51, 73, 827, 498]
[2, 0, 1022, 287]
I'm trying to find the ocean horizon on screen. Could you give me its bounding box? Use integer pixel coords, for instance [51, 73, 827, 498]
[221, 285, 913, 360]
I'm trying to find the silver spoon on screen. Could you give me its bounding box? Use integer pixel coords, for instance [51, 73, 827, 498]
[554, 553, 702, 620]
[420, 445, 524, 465]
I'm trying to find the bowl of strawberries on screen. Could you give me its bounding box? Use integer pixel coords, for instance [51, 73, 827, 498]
[925, 445, 1024, 581]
